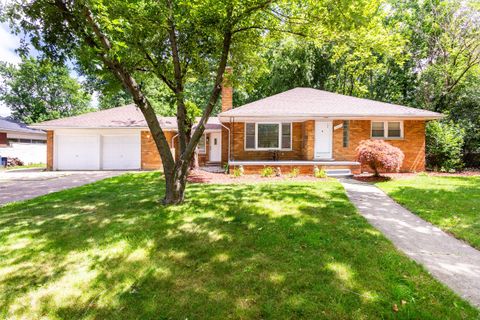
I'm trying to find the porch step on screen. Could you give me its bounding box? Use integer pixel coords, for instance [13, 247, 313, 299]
[325, 169, 353, 177]
[205, 162, 221, 167]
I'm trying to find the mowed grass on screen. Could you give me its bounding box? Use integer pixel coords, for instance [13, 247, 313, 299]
[377, 175, 480, 249]
[0, 173, 478, 319]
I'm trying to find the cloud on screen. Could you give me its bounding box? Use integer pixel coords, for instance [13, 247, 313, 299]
[0, 22, 22, 116]
[0, 105, 11, 117]
[0, 22, 22, 65]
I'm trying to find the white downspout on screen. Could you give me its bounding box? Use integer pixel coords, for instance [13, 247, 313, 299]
[171, 133, 178, 157]
[171, 133, 178, 147]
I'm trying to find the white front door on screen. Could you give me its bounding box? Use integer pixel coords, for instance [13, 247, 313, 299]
[209, 132, 222, 162]
[314, 121, 333, 159]
[101, 134, 141, 170]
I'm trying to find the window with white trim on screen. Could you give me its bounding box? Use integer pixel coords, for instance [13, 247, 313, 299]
[245, 122, 292, 150]
[197, 134, 206, 153]
[371, 121, 403, 138]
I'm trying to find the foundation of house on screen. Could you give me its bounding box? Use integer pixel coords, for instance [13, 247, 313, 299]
[228, 160, 361, 176]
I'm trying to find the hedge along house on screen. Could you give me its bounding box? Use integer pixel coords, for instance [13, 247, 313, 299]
[218, 82, 443, 175]
[31, 106, 223, 171]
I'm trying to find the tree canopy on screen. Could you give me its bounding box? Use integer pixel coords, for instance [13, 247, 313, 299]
[0, 57, 92, 124]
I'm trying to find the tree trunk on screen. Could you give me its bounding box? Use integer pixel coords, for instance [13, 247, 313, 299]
[190, 151, 199, 170]
[163, 160, 190, 205]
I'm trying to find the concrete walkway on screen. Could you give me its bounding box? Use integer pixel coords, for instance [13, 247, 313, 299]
[0, 170, 128, 206]
[340, 178, 480, 308]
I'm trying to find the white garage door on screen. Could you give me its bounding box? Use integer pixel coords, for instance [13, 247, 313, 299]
[56, 135, 100, 170]
[101, 135, 140, 170]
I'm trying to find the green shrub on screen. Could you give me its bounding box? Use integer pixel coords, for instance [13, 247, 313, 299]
[224, 163, 229, 174]
[233, 166, 244, 178]
[288, 167, 300, 178]
[356, 139, 404, 177]
[313, 166, 327, 178]
[260, 166, 274, 177]
[426, 121, 464, 172]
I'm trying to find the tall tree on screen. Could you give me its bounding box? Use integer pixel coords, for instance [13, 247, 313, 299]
[2, 0, 303, 204]
[0, 57, 92, 124]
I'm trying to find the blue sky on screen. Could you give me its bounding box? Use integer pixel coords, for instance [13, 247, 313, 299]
[0, 21, 98, 118]
[0, 22, 22, 116]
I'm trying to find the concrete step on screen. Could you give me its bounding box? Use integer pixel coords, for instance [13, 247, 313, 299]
[205, 162, 221, 167]
[325, 169, 353, 177]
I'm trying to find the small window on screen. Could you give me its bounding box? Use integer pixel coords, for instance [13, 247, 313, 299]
[343, 120, 349, 147]
[371, 122, 385, 137]
[388, 122, 401, 138]
[257, 123, 279, 149]
[197, 134, 206, 154]
[245, 123, 255, 149]
[281, 123, 291, 149]
[371, 121, 403, 138]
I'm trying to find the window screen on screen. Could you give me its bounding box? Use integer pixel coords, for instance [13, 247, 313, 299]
[197, 134, 206, 153]
[371, 122, 385, 138]
[281, 123, 291, 149]
[257, 124, 279, 148]
[388, 122, 401, 138]
[245, 123, 255, 149]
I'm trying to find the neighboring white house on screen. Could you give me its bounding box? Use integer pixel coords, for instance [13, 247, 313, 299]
[0, 117, 47, 164]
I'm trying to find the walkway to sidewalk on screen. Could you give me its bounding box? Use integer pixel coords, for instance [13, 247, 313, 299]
[340, 178, 480, 308]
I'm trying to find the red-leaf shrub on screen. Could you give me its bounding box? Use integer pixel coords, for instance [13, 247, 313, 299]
[356, 140, 404, 176]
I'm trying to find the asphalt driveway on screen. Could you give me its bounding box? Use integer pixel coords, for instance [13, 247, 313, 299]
[0, 169, 128, 206]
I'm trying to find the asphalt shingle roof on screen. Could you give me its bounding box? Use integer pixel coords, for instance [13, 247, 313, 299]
[31, 104, 222, 130]
[219, 88, 442, 119]
[0, 117, 46, 135]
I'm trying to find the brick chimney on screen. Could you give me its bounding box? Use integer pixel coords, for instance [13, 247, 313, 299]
[221, 66, 233, 112]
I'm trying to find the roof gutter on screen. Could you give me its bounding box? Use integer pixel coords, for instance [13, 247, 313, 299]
[218, 114, 444, 122]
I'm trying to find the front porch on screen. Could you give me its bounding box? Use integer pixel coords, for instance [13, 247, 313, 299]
[228, 160, 361, 176]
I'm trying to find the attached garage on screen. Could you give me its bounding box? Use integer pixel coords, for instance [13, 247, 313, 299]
[31, 105, 222, 171]
[101, 134, 140, 170]
[56, 134, 100, 170]
[54, 129, 141, 170]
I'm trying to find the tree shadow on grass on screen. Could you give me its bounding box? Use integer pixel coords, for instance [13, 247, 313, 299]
[0, 173, 477, 319]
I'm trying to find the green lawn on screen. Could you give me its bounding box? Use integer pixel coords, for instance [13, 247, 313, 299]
[377, 175, 480, 250]
[0, 173, 477, 319]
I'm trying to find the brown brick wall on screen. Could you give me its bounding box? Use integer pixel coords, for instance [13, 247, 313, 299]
[390, 120, 426, 172]
[302, 120, 315, 160]
[46, 130, 54, 171]
[141, 131, 213, 169]
[332, 120, 425, 172]
[221, 67, 233, 112]
[141, 131, 178, 170]
[222, 119, 426, 173]
[0, 132, 7, 146]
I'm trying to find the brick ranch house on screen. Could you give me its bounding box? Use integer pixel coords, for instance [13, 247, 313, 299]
[31, 81, 442, 174]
